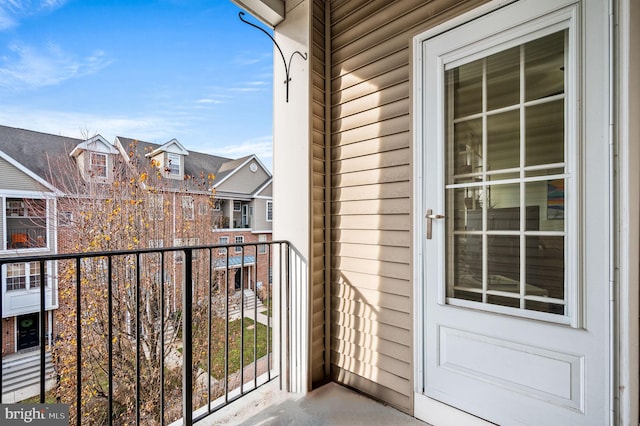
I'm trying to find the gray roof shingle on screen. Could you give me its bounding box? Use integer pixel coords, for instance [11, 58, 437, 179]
[0, 125, 252, 195]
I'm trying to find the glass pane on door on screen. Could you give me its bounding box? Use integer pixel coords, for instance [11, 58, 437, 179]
[445, 29, 568, 316]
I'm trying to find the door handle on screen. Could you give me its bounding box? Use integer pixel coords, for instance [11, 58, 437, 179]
[426, 209, 445, 240]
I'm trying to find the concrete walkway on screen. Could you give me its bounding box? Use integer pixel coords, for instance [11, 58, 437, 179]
[200, 381, 428, 426]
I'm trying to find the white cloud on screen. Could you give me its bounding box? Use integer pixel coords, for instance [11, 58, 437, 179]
[228, 86, 262, 92]
[214, 135, 273, 169]
[0, 106, 190, 143]
[0, 11, 16, 30]
[196, 98, 222, 104]
[0, 0, 67, 30]
[0, 42, 113, 90]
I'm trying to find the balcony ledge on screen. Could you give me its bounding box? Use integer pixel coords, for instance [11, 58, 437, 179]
[198, 380, 427, 426]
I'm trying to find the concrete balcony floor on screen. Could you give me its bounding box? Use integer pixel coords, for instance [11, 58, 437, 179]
[201, 380, 427, 426]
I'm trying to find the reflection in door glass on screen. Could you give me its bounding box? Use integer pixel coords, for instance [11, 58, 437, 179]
[445, 29, 567, 316]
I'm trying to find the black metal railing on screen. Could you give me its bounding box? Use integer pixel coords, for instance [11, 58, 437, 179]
[0, 240, 292, 425]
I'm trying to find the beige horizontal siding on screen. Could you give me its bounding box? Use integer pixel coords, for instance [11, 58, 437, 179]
[331, 50, 408, 97]
[331, 198, 411, 215]
[332, 115, 410, 147]
[332, 282, 412, 313]
[332, 132, 408, 159]
[332, 149, 410, 175]
[333, 82, 410, 122]
[331, 338, 411, 377]
[332, 214, 411, 231]
[0, 157, 48, 192]
[326, 0, 489, 415]
[332, 242, 411, 263]
[336, 270, 411, 297]
[332, 165, 412, 188]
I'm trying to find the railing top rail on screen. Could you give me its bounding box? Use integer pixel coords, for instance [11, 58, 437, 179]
[0, 240, 291, 265]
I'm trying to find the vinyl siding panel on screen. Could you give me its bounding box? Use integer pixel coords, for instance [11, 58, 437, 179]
[0, 157, 48, 192]
[215, 162, 269, 194]
[326, 0, 488, 414]
[310, 0, 327, 386]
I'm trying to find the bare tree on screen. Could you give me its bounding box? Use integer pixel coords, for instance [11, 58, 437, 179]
[47, 140, 218, 424]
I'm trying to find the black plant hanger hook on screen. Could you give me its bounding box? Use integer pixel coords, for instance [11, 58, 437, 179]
[239, 11, 308, 102]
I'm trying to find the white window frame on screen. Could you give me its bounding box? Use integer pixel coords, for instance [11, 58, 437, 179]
[182, 196, 194, 221]
[235, 236, 244, 253]
[90, 152, 108, 178]
[211, 200, 221, 211]
[167, 153, 181, 176]
[258, 234, 267, 254]
[6, 262, 48, 291]
[6, 263, 26, 291]
[148, 193, 164, 220]
[148, 239, 164, 248]
[174, 238, 183, 263]
[219, 236, 229, 254]
[5, 198, 48, 249]
[59, 211, 74, 227]
[242, 204, 250, 227]
[266, 200, 273, 222]
[198, 201, 208, 216]
[233, 201, 241, 212]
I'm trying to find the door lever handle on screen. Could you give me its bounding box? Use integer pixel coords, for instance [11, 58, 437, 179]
[426, 209, 445, 240]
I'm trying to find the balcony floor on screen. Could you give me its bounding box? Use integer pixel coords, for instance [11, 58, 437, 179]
[201, 380, 428, 426]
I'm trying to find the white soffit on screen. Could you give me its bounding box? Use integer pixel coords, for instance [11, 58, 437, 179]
[231, 0, 285, 27]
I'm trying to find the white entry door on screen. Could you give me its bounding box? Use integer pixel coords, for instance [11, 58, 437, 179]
[415, 0, 610, 424]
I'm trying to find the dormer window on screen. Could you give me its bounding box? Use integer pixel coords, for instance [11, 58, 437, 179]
[90, 152, 108, 178]
[69, 135, 116, 183]
[168, 153, 180, 176]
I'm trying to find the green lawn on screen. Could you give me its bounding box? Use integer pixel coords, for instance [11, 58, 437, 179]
[207, 317, 270, 380]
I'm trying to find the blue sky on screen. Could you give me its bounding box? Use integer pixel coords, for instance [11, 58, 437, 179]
[0, 0, 274, 169]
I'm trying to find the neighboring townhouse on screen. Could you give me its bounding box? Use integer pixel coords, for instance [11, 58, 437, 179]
[0, 125, 273, 356]
[115, 136, 273, 296]
[0, 128, 68, 356]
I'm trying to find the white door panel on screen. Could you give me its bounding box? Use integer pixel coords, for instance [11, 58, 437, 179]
[416, 0, 610, 424]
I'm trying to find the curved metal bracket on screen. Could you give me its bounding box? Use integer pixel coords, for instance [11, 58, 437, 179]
[239, 11, 308, 103]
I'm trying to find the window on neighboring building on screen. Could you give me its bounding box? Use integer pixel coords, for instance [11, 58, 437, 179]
[149, 193, 164, 220]
[6, 198, 47, 248]
[59, 211, 73, 227]
[219, 236, 229, 254]
[167, 153, 180, 176]
[235, 236, 244, 253]
[90, 152, 108, 178]
[182, 196, 194, 221]
[233, 201, 241, 211]
[258, 234, 267, 254]
[212, 199, 221, 211]
[6, 263, 26, 291]
[174, 238, 184, 263]
[6, 262, 45, 291]
[148, 239, 164, 248]
[30, 262, 41, 288]
[198, 201, 208, 216]
[147, 239, 164, 264]
[266, 200, 273, 222]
